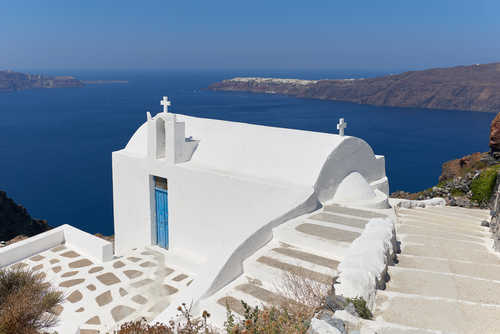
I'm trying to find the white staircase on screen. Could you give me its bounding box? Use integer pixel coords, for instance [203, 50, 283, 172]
[370, 206, 500, 334]
[199, 204, 390, 326]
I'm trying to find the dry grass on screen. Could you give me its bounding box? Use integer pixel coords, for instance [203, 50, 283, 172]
[224, 270, 331, 334]
[0, 267, 64, 334]
[115, 303, 216, 334]
[224, 301, 311, 334]
[275, 270, 330, 311]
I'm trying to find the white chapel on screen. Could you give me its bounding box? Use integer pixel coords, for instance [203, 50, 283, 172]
[111, 96, 390, 317]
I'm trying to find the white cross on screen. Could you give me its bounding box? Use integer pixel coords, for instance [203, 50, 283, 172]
[161, 96, 171, 113]
[337, 118, 347, 136]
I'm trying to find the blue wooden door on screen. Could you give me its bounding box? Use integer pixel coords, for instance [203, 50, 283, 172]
[155, 187, 169, 249]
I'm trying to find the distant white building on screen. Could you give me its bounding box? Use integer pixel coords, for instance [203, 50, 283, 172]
[111, 96, 390, 308]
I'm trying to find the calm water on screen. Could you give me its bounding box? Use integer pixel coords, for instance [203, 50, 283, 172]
[0, 70, 495, 235]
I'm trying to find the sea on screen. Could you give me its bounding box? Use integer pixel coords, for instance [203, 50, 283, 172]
[0, 69, 496, 235]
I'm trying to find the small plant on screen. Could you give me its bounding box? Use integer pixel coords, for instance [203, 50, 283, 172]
[0, 267, 64, 334]
[115, 303, 215, 334]
[225, 301, 311, 334]
[450, 188, 465, 197]
[345, 297, 372, 320]
[276, 270, 329, 312]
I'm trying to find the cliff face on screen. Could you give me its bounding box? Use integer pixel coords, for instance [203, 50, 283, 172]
[490, 112, 500, 153]
[0, 191, 50, 242]
[208, 62, 500, 113]
[0, 70, 83, 92]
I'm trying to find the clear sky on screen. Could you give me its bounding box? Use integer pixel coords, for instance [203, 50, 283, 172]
[1, 0, 499, 71]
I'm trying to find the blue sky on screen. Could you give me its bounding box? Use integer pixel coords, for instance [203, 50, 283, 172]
[1, 0, 499, 70]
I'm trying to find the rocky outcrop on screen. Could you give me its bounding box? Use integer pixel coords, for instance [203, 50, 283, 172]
[0, 70, 83, 92]
[0, 191, 50, 243]
[208, 62, 500, 113]
[392, 153, 500, 208]
[490, 112, 500, 155]
[439, 152, 487, 182]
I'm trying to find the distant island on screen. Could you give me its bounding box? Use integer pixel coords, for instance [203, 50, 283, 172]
[208, 62, 500, 113]
[0, 70, 84, 92]
[82, 80, 129, 84]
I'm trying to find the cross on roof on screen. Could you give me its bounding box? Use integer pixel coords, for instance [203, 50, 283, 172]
[161, 96, 171, 113]
[337, 118, 347, 136]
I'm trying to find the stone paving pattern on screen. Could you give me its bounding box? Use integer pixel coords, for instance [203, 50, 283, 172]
[10, 246, 193, 333]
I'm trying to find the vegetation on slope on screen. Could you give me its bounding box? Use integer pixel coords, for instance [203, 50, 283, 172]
[470, 165, 500, 205]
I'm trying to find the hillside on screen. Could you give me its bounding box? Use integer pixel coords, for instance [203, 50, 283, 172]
[0, 191, 50, 243]
[208, 62, 500, 113]
[0, 70, 83, 92]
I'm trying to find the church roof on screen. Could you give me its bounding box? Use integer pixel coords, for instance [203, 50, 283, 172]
[123, 114, 355, 187]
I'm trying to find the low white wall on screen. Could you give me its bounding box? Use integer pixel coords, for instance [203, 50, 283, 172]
[63, 225, 113, 262]
[335, 217, 396, 309]
[391, 197, 446, 209]
[0, 225, 113, 268]
[0, 227, 64, 267]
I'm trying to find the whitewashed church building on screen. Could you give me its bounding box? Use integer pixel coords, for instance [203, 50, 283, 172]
[1, 97, 394, 333]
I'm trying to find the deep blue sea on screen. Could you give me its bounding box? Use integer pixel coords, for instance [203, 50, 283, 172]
[0, 69, 495, 235]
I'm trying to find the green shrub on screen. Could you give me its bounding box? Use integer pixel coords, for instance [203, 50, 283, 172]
[345, 297, 372, 320]
[470, 168, 498, 205]
[450, 188, 465, 197]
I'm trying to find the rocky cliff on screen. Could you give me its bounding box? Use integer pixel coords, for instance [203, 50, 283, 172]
[208, 62, 500, 113]
[0, 191, 50, 243]
[0, 70, 83, 92]
[490, 112, 500, 154]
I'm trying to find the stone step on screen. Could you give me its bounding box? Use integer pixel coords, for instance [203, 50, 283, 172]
[386, 267, 500, 305]
[396, 255, 500, 281]
[403, 234, 485, 250]
[273, 223, 352, 261]
[400, 209, 483, 226]
[271, 246, 339, 270]
[309, 212, 369, 229]
[399, 215, 484, 232]
[402, 243, 500, 265]
[244, 254, 334, 286]
[374, 292, 500, 334]
[79, 328, 101, 334]
[303, 218, 364, 234]
[400, 216, 488, 235]
[217, 295, 246, 316]
[375, 326, 444, 334]
[323, 204, 388, 219]
[427, 206, 490, 219]
[235, 283, 295, 306]
[397, 223, 486, 243]
[295, 223, 360, 243]
[423, 206, 488, 220]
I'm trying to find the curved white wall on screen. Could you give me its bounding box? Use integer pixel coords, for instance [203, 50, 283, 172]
[314, 136, 388, 204]
[333, 172, 376, 202]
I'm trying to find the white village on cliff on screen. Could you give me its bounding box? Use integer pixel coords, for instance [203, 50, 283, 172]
[1, 97, 499, 334]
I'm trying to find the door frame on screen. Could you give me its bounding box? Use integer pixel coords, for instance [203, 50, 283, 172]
[150, 175, 169, 250]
